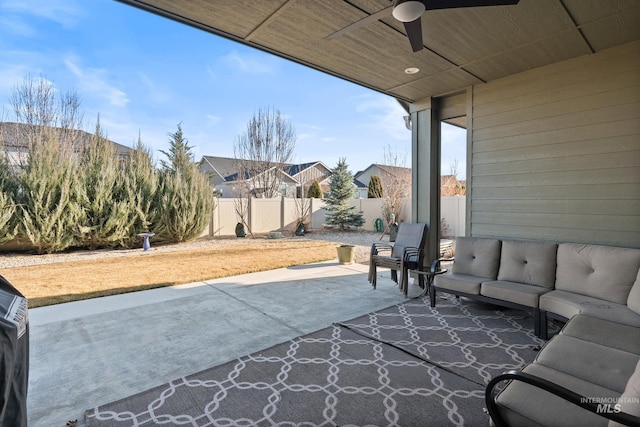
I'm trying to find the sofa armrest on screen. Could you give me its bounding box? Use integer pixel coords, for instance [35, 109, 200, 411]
[430, 257, 454, 274]
[485, 370, 640, 427]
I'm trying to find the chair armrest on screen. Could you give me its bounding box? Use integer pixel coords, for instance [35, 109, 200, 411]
[403, 246, 422, 265]
[485, 370, 640, 427]
[371, 242, 393, 255]
[430, 257, 454, 274]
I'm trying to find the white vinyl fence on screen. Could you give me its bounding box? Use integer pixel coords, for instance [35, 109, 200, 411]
[209, 196, 465, 237]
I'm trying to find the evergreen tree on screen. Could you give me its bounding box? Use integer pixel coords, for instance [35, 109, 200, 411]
[155, 124, 213, 242]
[77, 120, 134, 249]
[159, 122, 192, 173]
[18, 137, 83, 253]
[324, 158, 364, 230]
[307, 180, 322, 198]
[367, 174, 384, 198]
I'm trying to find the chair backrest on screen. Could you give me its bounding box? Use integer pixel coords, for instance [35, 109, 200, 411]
[391, 223, 428, 258]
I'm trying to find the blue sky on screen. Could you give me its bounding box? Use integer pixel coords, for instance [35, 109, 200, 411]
[0, 0, 466, 177]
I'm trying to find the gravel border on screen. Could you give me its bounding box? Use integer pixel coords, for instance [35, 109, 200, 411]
[0, 230, 390, 269]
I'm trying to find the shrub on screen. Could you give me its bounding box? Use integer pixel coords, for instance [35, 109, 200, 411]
[367, 174, 383, 198]
[120, 139, 160, 247]
[17, 137, 83, 253]
[155, 124, 213, 242]
[77, 122, 135, 249]
[0, 157, 18, 244]
[307, 180, 322, 198]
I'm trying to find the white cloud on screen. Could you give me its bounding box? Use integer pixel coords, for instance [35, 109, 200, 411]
[1, 0, 84, 28]
[0, 62, 30, 92]
[354, 94, 409, 141]
[64, 57, 129, 107]
[206, 114, 222, 125]
[137, 72, 170, 104]
[0, 16, 37, 37]
[220, 50, 274, 75]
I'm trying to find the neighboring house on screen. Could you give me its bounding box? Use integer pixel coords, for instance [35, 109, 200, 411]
[199, 156, 333, 198]
[283, 161, 332, 197]
[354, 164, 412, 198]
[355, 164, 466, 198]
[0, 121, 132, 168]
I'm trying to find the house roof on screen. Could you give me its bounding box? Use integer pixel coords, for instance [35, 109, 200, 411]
[201, 156, 332, 183]
[366, 163, 411, 176]
[283, 161, 331, 176]
[115, 1, 640, 105]
[200, 155, 239, 181]
[0, 122, 132, 155]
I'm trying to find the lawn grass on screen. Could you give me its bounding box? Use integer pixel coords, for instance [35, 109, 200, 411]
[2, 240, 338, 308]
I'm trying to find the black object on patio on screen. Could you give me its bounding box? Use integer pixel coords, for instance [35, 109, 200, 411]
[0, 275, 29, 427]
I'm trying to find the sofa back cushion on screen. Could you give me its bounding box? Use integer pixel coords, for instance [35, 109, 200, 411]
[452, 237, 502, 279]
[628, 269, 640, 315]
[556, 243, 640, 304]
[497, 240, 558, 288]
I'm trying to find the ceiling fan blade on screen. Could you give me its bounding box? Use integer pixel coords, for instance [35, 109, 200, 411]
[423, 0, 519, 10]
[404, 19, 423, 52]
[325, 6, 393, 40]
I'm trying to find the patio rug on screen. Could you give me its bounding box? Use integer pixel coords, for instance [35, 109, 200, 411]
[85, 295, 544, 427]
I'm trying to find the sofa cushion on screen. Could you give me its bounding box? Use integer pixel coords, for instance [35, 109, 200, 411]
[434, 273, 483, 295]
[496, 363, 619, 427]
[628, 268, 640, 315]
[540, 290, 640, 327]
[560, 314, 640, 355]
[555, 243, 640, 305]
[609, 359, 640, 427]
[497, 240, 557, 288]
[534, 334, 639, 393]
[451, 237, 502, 279]
[481, 280, 549, 308]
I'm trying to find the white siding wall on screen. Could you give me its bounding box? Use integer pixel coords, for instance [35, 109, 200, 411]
[468, 41, 640, 248]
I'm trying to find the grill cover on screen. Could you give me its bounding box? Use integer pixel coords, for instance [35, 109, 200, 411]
[0, 275, 29, 427]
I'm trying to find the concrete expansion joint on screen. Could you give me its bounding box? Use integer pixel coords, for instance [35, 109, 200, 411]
[208, 284, 306, 336]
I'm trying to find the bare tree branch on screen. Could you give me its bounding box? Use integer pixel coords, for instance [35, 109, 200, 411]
[233, 107, 296, 199]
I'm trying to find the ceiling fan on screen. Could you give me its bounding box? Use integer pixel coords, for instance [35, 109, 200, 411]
[325, 0, 520, 53]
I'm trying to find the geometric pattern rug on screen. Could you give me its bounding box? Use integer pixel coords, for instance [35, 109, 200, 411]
[85, 294, 544, 427]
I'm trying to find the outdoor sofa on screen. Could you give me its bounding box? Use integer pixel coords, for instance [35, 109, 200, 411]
[428, 237, 640, 426]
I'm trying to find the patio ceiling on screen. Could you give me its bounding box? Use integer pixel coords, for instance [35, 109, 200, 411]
[116, 0, 640, 103]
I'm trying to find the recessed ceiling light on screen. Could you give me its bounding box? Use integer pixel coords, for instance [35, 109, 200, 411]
[404, 67, 420, 74]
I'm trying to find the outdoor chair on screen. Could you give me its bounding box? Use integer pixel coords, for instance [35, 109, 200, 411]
[368, 222, 429, 296]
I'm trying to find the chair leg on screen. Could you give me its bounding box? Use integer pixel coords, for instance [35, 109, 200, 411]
[533, 309, 541, 338]
[370, 264, 377, 289]
[391, 269, 398, 284]
[429, 280, 436, 308]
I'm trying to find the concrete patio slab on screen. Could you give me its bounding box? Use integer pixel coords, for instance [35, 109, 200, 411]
[27, 261, 410, 427]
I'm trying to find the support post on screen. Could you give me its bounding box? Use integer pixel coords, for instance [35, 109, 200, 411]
[411, 98, 441, 267]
